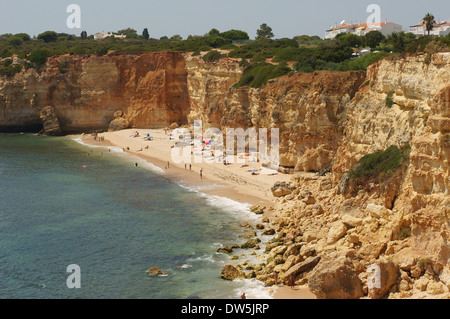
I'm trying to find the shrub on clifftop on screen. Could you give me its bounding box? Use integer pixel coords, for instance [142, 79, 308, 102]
[28, 49, 53, 66]
[202, 50, 223, 62]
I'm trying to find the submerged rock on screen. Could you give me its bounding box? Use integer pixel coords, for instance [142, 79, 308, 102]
[250, 205, 265, 214]
[147, 266, 168, 276]
[240, 238, 261, 249]
[220, 264, 245, 280]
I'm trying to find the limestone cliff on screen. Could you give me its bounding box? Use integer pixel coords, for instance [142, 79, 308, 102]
[0, 52, 189, 133]
[257, 52, 450, 299]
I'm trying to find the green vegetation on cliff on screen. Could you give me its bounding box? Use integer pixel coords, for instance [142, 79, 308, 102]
[1, 24, 449, 87]
[234, 62, 291, 88]
[348, 145, 410, 180]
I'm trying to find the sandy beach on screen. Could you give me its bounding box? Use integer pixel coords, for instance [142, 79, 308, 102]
[78, 128, 315, 299]
[81, 129, 291, 209]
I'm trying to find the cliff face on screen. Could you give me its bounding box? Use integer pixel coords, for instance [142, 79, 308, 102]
[333, 52, 450, 264]
[0, 52, 189, 133]
[184, 54, 366, 172]
[259, 53, 450, 299]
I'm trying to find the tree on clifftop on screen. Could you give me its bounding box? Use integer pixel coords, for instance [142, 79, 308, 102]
[364, 30, 384, 49]
[256, 23, 274, 39]
[423, 13, 436, 36]
[142, 28, 149, 40]
[37, 31, 58, 43]
[117, 28, 138, 38]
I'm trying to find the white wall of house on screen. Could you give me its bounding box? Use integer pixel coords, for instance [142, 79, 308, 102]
[324, 22, 403, 39]
[379, 23, 403, 36]
[409, 23, 450, 37]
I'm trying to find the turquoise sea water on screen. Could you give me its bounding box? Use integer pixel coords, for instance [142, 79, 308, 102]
[0, 134, 271, 299]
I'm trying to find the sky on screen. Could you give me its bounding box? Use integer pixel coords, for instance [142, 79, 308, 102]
[0, 0, 448, 39]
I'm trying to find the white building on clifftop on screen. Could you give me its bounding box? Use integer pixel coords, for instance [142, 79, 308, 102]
[94, 32, 127, 40]
[325, 21, 403, 39]
[409, 20, 450, 37]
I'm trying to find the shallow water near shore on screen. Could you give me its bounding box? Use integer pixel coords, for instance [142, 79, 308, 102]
[0, 134, 272, 299]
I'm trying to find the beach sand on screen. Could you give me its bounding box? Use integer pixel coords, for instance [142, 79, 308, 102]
[272, 285, 316, 299]
[77, 128, 315, 299]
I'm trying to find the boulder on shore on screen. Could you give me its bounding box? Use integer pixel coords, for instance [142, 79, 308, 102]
[367, 260, 399, 299]
[109, 116, 129, 131]
[271, 182, 296, 197]
[308, 255, 364, 299]
[281, 256, 321, 284]
[220, 264, 245, 280]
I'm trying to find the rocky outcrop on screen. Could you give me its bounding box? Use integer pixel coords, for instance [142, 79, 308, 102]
[220, 264, 245, 280]
[271, 181, 296, 197]
[39, 105, 62, 135]
[108, 110, 129, 131]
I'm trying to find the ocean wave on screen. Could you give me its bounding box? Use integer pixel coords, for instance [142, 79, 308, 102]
[186, 254, 216, 264]
[71, 136, 123, 153]
[134, 159, 166, 174]
[177, 184, 259, 222]
[233, 279, 274, 299]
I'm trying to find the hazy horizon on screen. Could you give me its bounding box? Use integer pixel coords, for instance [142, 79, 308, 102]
[0, 0, 449, 39]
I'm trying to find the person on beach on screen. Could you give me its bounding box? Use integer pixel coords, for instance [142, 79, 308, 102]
[167, 161, 170, 168]
[289, 275, 295, 289]
[200, 168, 203, 179]
[135, 163, 138, 167]
[189, 164, 192, 171]
[240, 293, 246, 299]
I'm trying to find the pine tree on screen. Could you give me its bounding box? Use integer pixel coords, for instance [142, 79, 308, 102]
[142, 28, 149, 40]
[256, 23, 274, 39]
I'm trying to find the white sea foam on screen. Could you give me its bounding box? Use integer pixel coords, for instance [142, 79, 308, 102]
[186, 254, 216, 264]
[178, 264, 192, 269]
[134, 158, 165, 174]
[71, 136, 123, 153]
[177, 183, 259, 222]
[233, 279, 274, 299]
[71, 136, 165, 175]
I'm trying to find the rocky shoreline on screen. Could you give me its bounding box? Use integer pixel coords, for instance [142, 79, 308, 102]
[219, 172, 450, 299]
